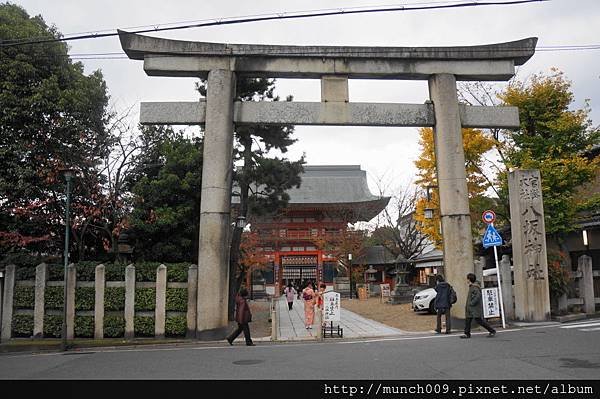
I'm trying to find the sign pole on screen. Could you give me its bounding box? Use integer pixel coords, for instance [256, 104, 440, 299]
[491, 223, 506, 329]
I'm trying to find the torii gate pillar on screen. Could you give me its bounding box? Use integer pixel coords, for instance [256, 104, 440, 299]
[429, 74, 474, 322]
[196, 70, 236, 339]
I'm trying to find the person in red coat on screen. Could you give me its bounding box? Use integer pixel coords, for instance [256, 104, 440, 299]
[226, 288, 255, 346]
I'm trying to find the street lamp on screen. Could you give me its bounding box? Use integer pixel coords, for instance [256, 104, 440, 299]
[59, 168, 75, 352]
[348, 253, 353, 299]
[583, 229, 589, 253]
[424, 185, 437, 220]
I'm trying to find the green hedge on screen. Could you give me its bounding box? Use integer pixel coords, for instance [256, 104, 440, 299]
[105, 287, 125, 311]
[134, 316, 155, 337]
[104, 315, 125, 338]
[44, 315, 62, 337]
[14, 262, 191, 283]
[75, 316, 94, 338]
[135, 288, 156, 311]
[13, 286, 34, 309]
[166, 288, 187, 312]
[165, 316, 187, 337]
[75, 287, 95, 311]
[44, 286, 64, 309]
[12, 314, 33, 337]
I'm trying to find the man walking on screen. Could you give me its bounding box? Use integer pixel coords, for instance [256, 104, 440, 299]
[226, 288, 255, 346]
[460, 273, 496, 339]
[433, 274, 454, 334]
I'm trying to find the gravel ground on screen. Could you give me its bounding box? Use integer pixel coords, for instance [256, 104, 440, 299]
[246, 299, 273, 339]
[341, 297, 438, 332]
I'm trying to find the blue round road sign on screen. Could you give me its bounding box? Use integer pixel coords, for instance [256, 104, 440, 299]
[482, 210, 496, 224]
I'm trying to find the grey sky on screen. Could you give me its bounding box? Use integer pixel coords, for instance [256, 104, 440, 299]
[12, 0, 600, 195]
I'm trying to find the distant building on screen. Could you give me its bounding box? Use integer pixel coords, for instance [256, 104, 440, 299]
[352, 245, 400, 294]
[245, 165, 390, 295]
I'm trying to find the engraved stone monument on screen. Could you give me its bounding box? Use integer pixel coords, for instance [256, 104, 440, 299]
[508, 169, 551, 321]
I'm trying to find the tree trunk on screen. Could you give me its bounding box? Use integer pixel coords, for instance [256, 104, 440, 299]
[228, 134, 252, 321]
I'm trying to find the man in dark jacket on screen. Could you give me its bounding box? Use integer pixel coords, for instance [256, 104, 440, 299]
[226, 288, 255, 346]
[460, 273, 496, 339]
[433, 274, 452, 334]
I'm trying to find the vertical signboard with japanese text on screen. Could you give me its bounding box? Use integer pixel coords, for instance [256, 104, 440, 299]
[323, 291, 341, 322]
[482, 287, 500, 318]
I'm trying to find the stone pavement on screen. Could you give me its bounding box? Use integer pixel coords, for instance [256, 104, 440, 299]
[273, 295, 409, 341]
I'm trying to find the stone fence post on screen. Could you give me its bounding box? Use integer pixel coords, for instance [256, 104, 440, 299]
[66, 264, 76, 340]
[186, 265, 198, 339]
[94, 264, 105, 339]
[155, 264, 167, 338]
[270, 297, 278, 341]
[1, 265, 16, 342]
[578, 255, 594, 314]
[500, 255, 515, 320]
[33, 263, 47, 338]
[124, 264, 135, 339]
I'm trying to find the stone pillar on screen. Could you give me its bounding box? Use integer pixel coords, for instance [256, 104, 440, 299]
[429, 73, 474, 321]
[94, 264, 105, 339]
[33, 263, 47, 338]
[124, 264, 135, 339]
[270, 298, 278, 341]
[508, 169, 551, 321]
[500, 255, 515, 320]
[474, 257, 485, 288]
[155, 264, 167, 338]
[66, 264, 76, 340]
[558, 293, 568, 314]
[578, 255, 594, 314]
[1, 265, 16, 342]
[186, 264, 198, 338]
[196, 69, 236, 340]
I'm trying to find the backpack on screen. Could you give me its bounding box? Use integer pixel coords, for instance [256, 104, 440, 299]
[449, 285, 457, 304]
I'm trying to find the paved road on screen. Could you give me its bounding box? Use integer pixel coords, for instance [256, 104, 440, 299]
[1, 319, 599, 380]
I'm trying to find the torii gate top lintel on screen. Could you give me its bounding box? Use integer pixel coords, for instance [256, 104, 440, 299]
[118, 30, 537, 81]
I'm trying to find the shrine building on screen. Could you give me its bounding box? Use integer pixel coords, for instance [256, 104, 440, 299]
[247, 165, 390, 296]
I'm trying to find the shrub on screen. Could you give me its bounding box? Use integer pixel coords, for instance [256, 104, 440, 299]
[75, 287, 95, 311]
[104, 315, 125, 338]
[165, 316, 187, 337]
[12, 314, 33, 337]
[105, 287, 125, 311]
[44, 286, 64, 309]
[13, 286, 34, 309]
[43, 315, 62, 338]
[105, 263, 127, 281]
[74, 316, 94, 338]
[547, 251, 572, 300]
[135, 288, 156, 311]
[166, 263, 189, 282]
[76, 262, 100, 281]
[166, 288, 187, 312]
[134, 316, 155, 337]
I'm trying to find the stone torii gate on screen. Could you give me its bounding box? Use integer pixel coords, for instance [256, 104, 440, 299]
[119, 31, 537, 338]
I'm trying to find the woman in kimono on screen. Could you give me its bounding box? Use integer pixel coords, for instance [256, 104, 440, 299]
[301, 281, 316, 329]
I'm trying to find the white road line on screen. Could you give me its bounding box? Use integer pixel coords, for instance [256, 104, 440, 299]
[560, 322, 600, 329]
[579, 327, 600, 332]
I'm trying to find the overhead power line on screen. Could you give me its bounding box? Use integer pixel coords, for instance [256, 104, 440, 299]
[1, 0, 549, 48]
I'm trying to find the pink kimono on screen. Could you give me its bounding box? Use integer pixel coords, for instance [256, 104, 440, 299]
[302, 287, 316, 328]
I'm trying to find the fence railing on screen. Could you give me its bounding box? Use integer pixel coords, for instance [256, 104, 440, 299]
[0, 263, 198, 342]
[478, 254, 598, 318]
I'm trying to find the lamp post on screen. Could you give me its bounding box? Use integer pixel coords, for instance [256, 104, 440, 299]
[424, 185, 437, 220]
[583, 229, 590, 255]
[60, 168, 75, 352]
[348, 253, 353, 299]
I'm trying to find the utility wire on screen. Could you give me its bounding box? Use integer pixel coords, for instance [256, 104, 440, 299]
[1, 0, 549, 48]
